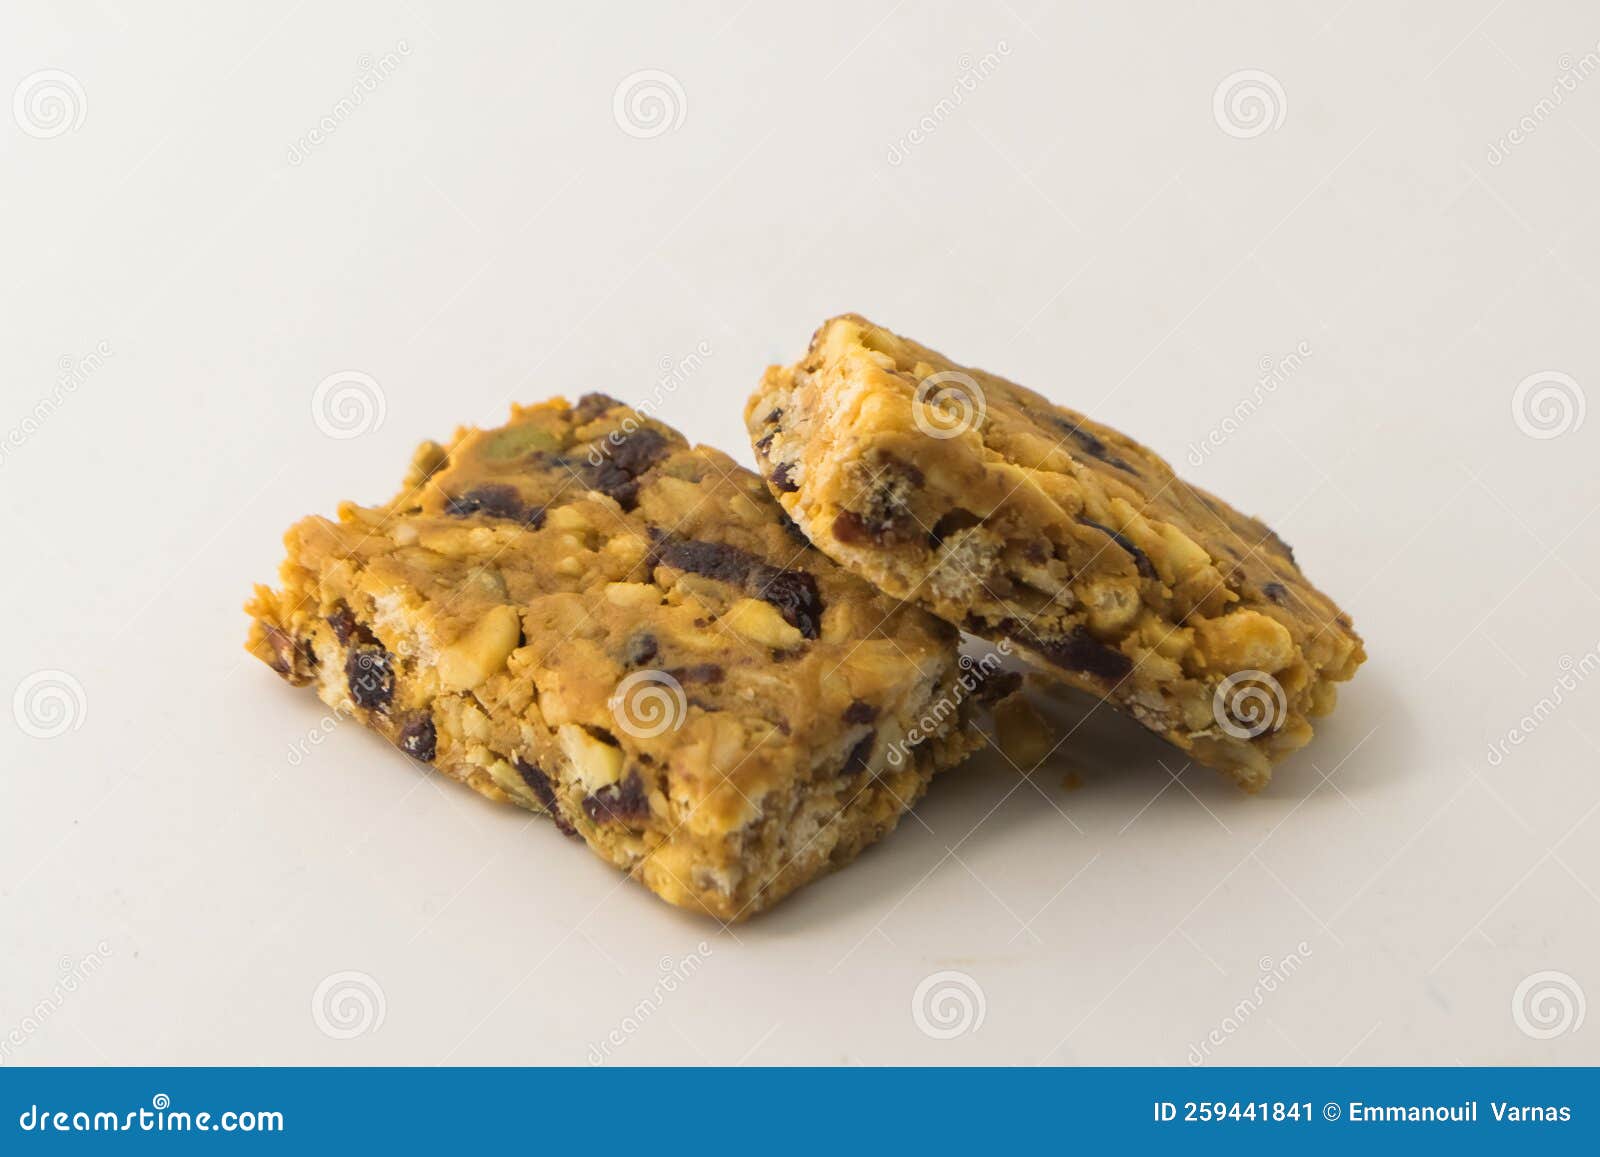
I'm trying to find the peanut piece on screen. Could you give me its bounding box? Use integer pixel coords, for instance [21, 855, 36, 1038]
[1082, 576, 1142, 633]
[844, 641, 922, 700]
[558, 723, 624, 791]
[605, 582, 661, 610]
[438, 604, 522, 690]
[544, 505, 591, 533]
[648, 476, 702, 511]
[1193, 609, 1295, 674]
[722, 598, 804, 650]
[1155, 522, 1211, 580]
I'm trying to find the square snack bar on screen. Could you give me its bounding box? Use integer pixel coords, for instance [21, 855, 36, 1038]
[748, 316, 1365, 790]
[247, 395, 978, 920]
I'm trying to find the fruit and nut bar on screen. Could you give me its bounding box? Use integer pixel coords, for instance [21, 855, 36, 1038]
[246, 395, 979, 921]
[747, 315, 1365, 791]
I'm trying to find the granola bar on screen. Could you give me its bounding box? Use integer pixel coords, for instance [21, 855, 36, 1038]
[247, 395, 977, 920]
[746, 315, 1365, 790]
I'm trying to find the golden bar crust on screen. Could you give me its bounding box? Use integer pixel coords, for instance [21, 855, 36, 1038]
[747, 315, 1365, 790]
[247, 395, 977, 920]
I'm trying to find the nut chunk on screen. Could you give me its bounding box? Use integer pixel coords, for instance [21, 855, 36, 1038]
[245, 395, 977, 921]
[747, 316, 1365, 791]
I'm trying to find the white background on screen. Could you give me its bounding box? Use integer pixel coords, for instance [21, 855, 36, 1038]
[3, 1, 1598, 1066]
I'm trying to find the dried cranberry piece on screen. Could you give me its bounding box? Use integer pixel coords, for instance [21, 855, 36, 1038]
[345, 643, 394, 709]
[884, 454, 925, 487]
[326, 601, 360, 645]
[445, 484, 544, 527]
[841, 732, 876, 776]
[514, 756, 557, 807]
[760, 571, 823, 640]
[649, 532, 755, 586]
[769, 462, 799, 493]
[842, 455, 923, 543]
[585, 725, 622, 748]
[622, 632, 660, 668]
[584, 428, 671, 511]
[842, 699, 878, 725]
[972, 668, 1023, 707]
[1261, 529, 1297, 566]
[398, 714, 436, 762]
[831, 510, 874, 545]
[262, 625, 299, 676]
[572, 393, 620, 424]
[586, 464, 640, 509]
[514, 756, 576, 836]
[832, 489, 917, 544]
[608, 427, 669, 475]
[671, 663, 725, 685]
[1032, 629, 1131, 683]
[1050, 418, 1137, 474]
[930, 508, 983, 549]
[1078, 517, 1156, 579]
[648, 531, 824, 640]
[775, 510, 810, 548]
[582, 772, 650, 825]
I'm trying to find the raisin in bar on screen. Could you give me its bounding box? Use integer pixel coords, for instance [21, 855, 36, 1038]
[247, 395, 978, 921]
[747, 315, 1365, 791]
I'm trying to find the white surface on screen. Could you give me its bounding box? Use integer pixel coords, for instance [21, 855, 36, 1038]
[3, 1, 1599, 1066]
